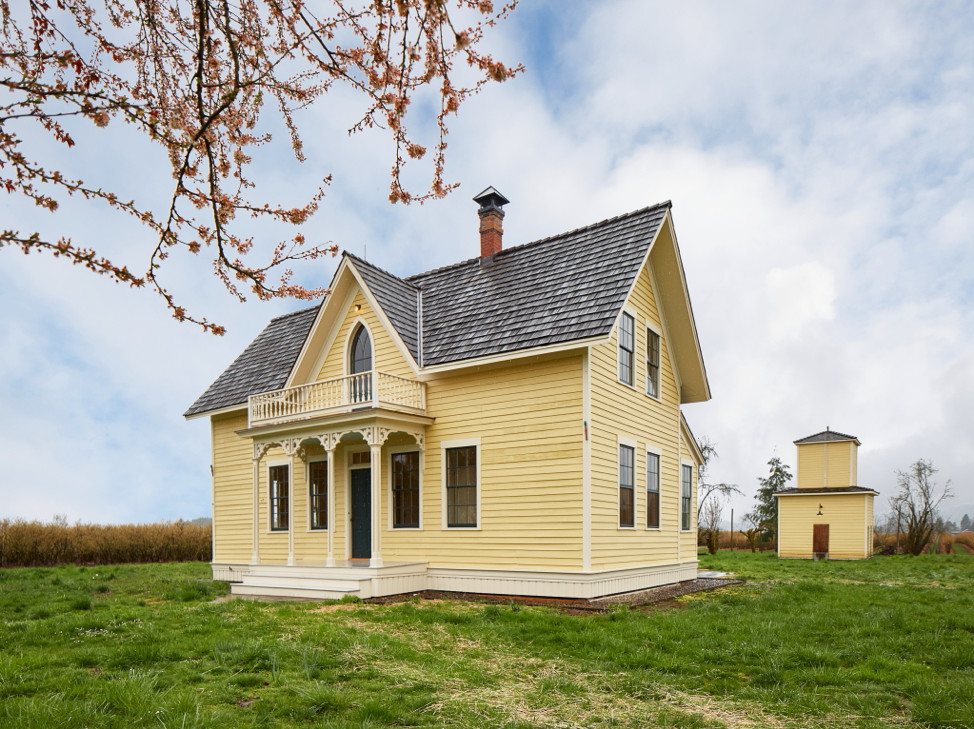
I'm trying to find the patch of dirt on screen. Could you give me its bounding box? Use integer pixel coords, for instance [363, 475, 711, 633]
[366, 577, 742, 613]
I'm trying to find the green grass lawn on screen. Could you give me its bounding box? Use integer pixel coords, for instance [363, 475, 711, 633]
[1, 556, 972, 728]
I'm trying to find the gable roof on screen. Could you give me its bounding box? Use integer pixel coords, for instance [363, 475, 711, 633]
[794, 429, 860, 445]
[347, 254, 420, 362]
[407, 203, 669, 366]
[186, 199, 710, 417]
[183, 306, 318, 417]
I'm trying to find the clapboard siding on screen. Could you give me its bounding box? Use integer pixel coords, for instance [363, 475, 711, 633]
[317, 291, 413, 381]
[778, 493, 871, 559]
[211, 411, 253, 564]
[588, 261, 694, 571]
[377, 352, 584, 571]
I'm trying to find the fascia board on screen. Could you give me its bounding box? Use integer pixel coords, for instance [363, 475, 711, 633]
[651, 211, 711, 403]
[343, 260, 420, 376]
[183, 403, 247, 421]
[283, 256, 351, 388]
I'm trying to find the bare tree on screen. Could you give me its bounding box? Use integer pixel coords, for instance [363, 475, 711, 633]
[700, 497, 723, 555]
[696, 437, 742, 519]
[1, 0, 520, 332]
[889, 459, 952, 556]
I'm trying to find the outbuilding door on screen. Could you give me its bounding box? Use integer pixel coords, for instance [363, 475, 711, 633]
[813, 524, 829, 559]
[351, 468, 371, 559]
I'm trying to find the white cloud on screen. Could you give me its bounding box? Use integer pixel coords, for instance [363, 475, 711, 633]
[1, 0, 973, 525]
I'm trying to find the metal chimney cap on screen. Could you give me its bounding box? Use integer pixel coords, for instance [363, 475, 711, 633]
[473, 186, 510, 213]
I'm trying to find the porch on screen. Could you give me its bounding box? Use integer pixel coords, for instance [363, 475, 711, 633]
[248, 371, 426, 428]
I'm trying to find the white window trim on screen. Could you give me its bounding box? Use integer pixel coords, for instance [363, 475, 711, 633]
[343, 316, 375, 377]
[645, 444, 662, 531]
[617, 435, 638, 530]
[616, 307, 638, 390]
[387, 445, 423, 530]
[306, 455, 328, 532]
[265, 457, 291, 535]
[441, 437, 482, 530]
[680, 459, 695, 533]
[644, 320, 662, 401]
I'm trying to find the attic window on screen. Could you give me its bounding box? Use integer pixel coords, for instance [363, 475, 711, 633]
[618, 312, 635, 386]
[350, 325, 372, 374]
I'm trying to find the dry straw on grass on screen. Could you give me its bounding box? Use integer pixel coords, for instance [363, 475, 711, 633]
[0, 517, 210, 567]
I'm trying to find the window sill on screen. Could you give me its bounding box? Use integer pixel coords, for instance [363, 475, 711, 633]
[442, 526, 481, 531]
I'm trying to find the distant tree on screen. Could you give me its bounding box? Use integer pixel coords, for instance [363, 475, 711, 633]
[743, 527, 761, 553]
[746, 456, 792, 542]
[962, 514, 971, 531]
[0, 0, 520, 333]
[700, 497, 723, 555]
[695, 437, 742, 519]
[889, 459, 953, 556]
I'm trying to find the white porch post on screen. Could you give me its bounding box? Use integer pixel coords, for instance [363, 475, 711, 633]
[370, 442, 383, 567]
[325, 446, 336, 567]
[251, 454, 260, 564]
[287, 452, 296, 566]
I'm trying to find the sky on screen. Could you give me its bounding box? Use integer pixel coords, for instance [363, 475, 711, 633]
[1, 0, 972, 526]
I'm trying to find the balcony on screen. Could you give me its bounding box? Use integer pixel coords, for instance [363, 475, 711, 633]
[249, 371, 426, 427]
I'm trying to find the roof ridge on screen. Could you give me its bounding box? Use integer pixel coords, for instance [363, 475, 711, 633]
[794, 429, 859, 443]
[269, 304, 320, 322]
[344, 251, 421, 291]
[406, 201, 672, 283]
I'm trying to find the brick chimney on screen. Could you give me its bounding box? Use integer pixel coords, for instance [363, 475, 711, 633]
[473, 186, 509, 259]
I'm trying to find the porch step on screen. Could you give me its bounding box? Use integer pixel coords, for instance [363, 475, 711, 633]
[230, 562, 429, 601]
[232, 582, 358, 601]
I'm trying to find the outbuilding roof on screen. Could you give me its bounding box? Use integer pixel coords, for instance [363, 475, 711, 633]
[793, 429, 860, 445]
[186, 199, 707, 417]
[774, 486, 878, 496]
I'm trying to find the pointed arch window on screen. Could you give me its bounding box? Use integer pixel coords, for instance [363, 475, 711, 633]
[350, 325, 372, 374]
[349, 325, 373, 403]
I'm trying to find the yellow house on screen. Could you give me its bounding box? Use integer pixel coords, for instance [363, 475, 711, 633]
[184, 188, 711, 599]
[775, 429, 877, 560]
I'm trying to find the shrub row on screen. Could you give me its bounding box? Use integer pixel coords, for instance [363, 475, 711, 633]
[873, 530, 973, 555]
[0, 518, 211, 567]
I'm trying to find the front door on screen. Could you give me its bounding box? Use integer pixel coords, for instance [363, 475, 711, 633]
[813, 523, 829, 559]
[350, 468, 371, 559]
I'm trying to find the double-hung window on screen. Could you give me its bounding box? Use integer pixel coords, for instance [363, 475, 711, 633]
[646, 328, 660, 398]
[681, 464, 693, 531]
[619, 444, 635, 527]
[646, 452, 660, 528]
[446, 446, 477, 527]
[392, 451, 420, 528]
[269, 464, 289, 531]
[309, 460, 327, 530]
[618, 312, 635, 386]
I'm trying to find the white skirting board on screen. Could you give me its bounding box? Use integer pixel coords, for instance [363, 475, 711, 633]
[211, 560, 699, 600]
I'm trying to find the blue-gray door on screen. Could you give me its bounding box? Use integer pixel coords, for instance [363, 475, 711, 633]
[350, 468, 371, 559]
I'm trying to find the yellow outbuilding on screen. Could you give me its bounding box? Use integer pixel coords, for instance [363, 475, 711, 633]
[185, 188, 712, 599]
[775, 429, 877, 560]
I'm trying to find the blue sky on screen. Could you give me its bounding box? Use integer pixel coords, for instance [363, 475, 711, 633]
[1, 0, 972, 524]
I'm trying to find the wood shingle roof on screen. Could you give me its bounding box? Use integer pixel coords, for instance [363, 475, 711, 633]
[186, 201, 679, 417]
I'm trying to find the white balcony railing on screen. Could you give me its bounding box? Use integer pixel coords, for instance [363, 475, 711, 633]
[249, 371, 426, 426]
